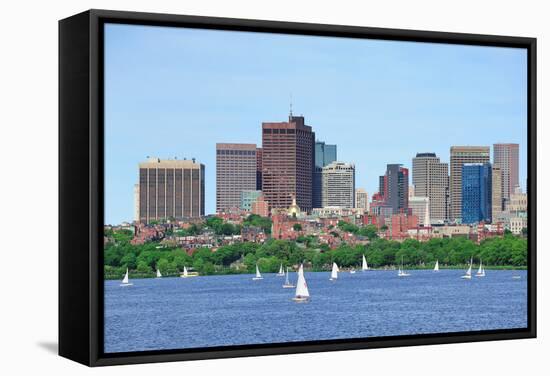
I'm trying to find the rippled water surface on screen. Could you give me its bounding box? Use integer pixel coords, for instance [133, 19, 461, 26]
[104, 269, 527, 353]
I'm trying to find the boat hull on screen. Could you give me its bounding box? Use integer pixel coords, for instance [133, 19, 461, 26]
[252, 277, 263, 280]
[282, 284, 295, 288]
[292, 296, 310, 302]
[120, 283, 133, 287]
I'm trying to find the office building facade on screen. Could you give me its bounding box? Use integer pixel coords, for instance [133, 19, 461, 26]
[216, 143, 258, 213]
[355, 188, 369, 211]
[262, 115, 315, 212]
[412, 152, 449, 224]
[409, 196, 430, 226]
[321, 162, 355, 208]
[461, 163, 492, 224]
[493, 143, 519, 202]
[492, 165, 503, 221]
[256, 147, 263, 190]
[313, 141, 337, 208]
[138, 157, 205, 223]
[379, 164, 409, 215]
[450, 146, 490, 222]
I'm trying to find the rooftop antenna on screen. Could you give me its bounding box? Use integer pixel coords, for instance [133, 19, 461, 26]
[289, 93, 293, 118]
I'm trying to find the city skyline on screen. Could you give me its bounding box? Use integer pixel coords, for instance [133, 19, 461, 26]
[105, 23, 527, 224]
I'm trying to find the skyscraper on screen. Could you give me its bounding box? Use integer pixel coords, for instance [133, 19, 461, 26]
[315, 141, 337, 167]
[321, 162, 355, 208]
[462, 163, 492, 224]
[262, 115, 315, 212]
[379, 164, 409, 215]
[493, 143, 519, 201]
[412, 152, 449, 224]
[313, 141, 337, 208]
[216, 143, 257, 212]
[256, 147, 263, 190]
[450, 146, 490, 222]
[138, 157, 205, 223]
[355, 188, 369, 211]
[492, 165, 503, 221]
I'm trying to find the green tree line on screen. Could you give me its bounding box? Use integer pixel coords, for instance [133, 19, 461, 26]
[104, 229, 526, 279]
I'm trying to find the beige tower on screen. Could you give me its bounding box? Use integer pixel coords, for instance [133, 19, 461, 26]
[412, 153, 449, 224]
[492, 165, 503, 221]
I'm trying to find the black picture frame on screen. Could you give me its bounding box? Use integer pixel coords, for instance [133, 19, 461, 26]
[59, 9, 537, 367]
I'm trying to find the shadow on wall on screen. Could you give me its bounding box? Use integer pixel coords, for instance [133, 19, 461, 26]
[37, 341, 58, 355]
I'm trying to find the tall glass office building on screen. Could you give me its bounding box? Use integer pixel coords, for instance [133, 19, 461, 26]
[461, 163, 492, 224]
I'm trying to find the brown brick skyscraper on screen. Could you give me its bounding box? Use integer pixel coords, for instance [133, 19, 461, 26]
[262, 115, 315, 212]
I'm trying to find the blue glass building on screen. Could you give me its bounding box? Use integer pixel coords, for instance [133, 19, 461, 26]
[313, 141, 337, 208]
[461, 163, 492, 224]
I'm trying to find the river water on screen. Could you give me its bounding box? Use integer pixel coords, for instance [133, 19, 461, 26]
[104, 269, 527, 353]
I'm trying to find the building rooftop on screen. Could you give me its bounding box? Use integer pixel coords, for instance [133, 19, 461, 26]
[139, 157, 202, 169]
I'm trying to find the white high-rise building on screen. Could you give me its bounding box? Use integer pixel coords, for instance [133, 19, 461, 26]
[322, 162, 355, 208]
[409, 196, 430, 226]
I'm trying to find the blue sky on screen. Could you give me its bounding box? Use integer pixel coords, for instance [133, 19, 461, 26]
[104, 23, 527, 225]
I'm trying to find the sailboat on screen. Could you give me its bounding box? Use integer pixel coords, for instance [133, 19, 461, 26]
[180, 265, 197, 278]
[277, 263, 285, 276]
[434, 260, 439, 272]
[476, 259, 485, 277]
[120, 268, 133, 286]
[362, 255, 369, 271]
[329, 262, 339, 281]
[282, 267, 295, 288]
[349, 268, 356, 274]
[252, 264, 263, 280]
[461, 258, 473, 279]
[398, 256, 411, 277]
[292, 264, 310, 302]
[156, 268, 162, 278]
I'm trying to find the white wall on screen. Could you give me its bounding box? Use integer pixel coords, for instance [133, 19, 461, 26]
[0, 0, 547, 374]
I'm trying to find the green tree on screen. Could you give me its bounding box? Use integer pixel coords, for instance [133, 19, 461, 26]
[358, 224, 378, 240]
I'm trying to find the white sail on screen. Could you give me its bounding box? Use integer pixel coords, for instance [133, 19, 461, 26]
[330, 262, 339, 280]
[295, 264, 310, 298]
[156, 269, 162, 278]
[256, 264, 262, 278]
[398, 256, 410, 277]
[122, 268, 129, 284]
[278, 263, 284, 275]
[476, 259, 485, 277]
[362, 255, 369, 271]
[285, 268, 290, 285]
[183, 266, 188, 277]
[465, 258, 473, 276]
[434, 260, 439, 272]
